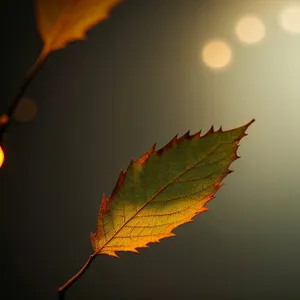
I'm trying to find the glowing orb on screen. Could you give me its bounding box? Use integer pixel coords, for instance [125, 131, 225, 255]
[279, 5, 300, 34]
[0, 146, 4, 168]
[13, 97, 37, 122]
[235, 15, 266, 44]
[201, 40, 232, 69]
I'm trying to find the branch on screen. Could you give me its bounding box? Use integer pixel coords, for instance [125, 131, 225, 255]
[0, 49, 48, 145]
[58, 252, 98, 300]
[1, 46, 98, 299]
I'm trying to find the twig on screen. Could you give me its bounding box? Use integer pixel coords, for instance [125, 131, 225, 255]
[0, 49, 48, 145]
[1, 46, 98, 299]
[58, 252, 98, 300]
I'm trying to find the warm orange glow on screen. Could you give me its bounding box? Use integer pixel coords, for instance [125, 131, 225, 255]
[0, 114, 9, 125]
[235, 15, 266, 44]
[279, 5, 300, 34]
[201, 40, 232, 69]
[0, 146, 4, 168]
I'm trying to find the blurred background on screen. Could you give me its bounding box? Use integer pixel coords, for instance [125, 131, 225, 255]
[0, 0, 299, 299]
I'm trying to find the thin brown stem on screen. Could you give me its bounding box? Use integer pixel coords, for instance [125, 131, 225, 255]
[0, 49, 48, 145]
[1, 46, 98, 298]
[58, 252, 98, 300]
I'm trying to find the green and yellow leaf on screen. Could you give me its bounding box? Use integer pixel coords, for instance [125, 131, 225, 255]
[91, 119, 254, 257]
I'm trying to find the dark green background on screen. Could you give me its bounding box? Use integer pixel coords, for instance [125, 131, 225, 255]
[1, 1, 299, 299]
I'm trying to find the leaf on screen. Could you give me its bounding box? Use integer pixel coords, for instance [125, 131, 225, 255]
[35, 0, 122, 57]
[91, 119, 255, 257]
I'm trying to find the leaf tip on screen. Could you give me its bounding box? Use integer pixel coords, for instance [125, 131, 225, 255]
[241, 118, 255, 134]
[249, 118, 256, 125]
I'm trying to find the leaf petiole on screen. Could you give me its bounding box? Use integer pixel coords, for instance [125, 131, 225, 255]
[58, 251, 98, 300]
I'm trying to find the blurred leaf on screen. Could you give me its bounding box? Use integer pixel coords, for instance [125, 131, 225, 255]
[91, 119, 254, 257]
[35, 0, 122, 56]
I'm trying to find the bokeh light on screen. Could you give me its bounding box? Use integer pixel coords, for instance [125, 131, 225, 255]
[235, 15, 266, 44]
[201, 40, 232, 70]
[279, 5, 300, 34]
[13, 97, 38, 122]
[0, 146, 4, 168]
